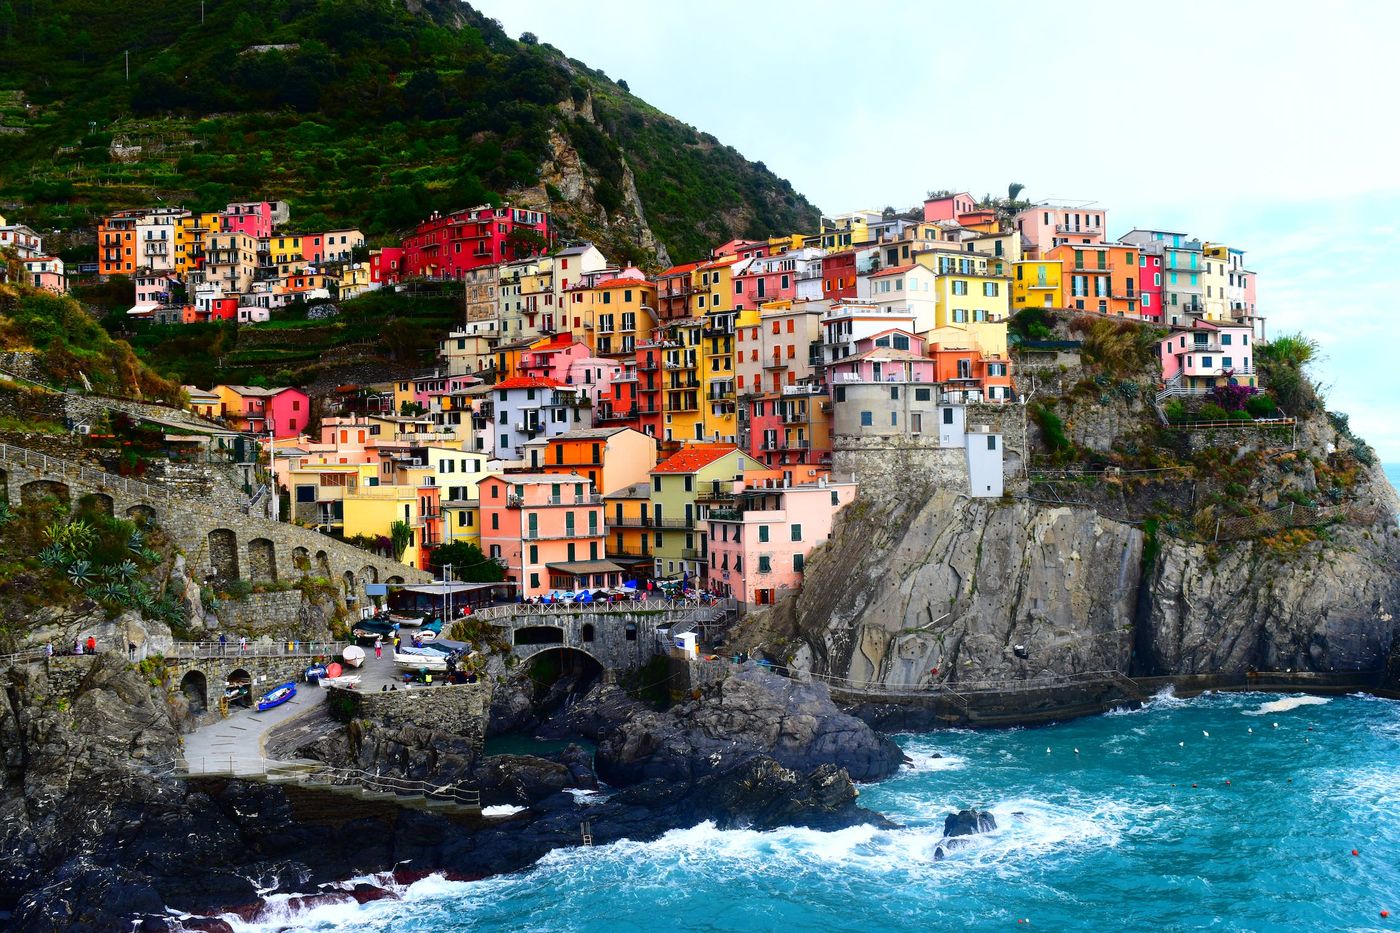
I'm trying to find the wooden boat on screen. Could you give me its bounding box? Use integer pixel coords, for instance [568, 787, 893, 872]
[388, 612, 425, 627]
[352, 619, 394, 640]
[341, 645, 366, 668]
[256, 682, 297, 712]
[320, 674, 361, 689]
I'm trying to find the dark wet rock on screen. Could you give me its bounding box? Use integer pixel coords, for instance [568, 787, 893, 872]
[595, 665, 907, 785]
[535, 683, 643, 741]
[943, 807, 997, 837]
[559, 743, 599, 790]
[474, 754, 573, 805]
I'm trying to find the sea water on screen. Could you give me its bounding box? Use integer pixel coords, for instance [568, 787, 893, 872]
[223, 691, 1400, 932]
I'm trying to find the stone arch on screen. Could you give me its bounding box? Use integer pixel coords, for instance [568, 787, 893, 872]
[179, 670, 208, 714]
[359, 565, 379, 584]
[225, 667, 253, 708]
[126, 504, 157, 525]
[292, 546, 310, 572]
[208, 529, 239, 582]
[77, 492, 114, 517]
[0, 467, 7, 505]
[342, 570, 356, 600]
[20, 479, 69, 507]
[314, 549, 331, 579]
[514, 625, 565, 647]
[581, 623, 595, 643]
[248, 538, 276, 584]
[521, 647, 604, 693]
[387, 575, 405, 585]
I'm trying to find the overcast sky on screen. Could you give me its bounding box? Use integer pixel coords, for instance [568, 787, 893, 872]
[473, 0, 1400, 462]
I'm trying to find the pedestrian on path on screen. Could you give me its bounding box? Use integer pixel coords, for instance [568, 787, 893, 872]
[374, 637, 383, 659]
[85, 635, 96, 654]
[219, 633, 227, 656]
[239, 636, 248, 654]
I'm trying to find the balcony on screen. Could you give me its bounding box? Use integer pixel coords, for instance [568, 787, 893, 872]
[680, 548, 705, 561]
[763, 360, 788, 371]
[539, 494, 604, 506]
[779, 438, 812, 450]
[639, 359, 660, 372]
[1055, 224, 1103, 235]
[605, 516, 693, 530]
[781, 408, 810, 424]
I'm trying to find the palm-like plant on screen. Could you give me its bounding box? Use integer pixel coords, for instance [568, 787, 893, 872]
[46, 519, 96, 559]
[38, 544, 66, 568]
[127, 529, 145, 553]
[113, 559, 139, 582]
[99, 581, 129, 604]
[67, 560, 94, 587]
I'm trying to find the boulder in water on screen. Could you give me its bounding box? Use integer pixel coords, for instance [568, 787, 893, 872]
[934, 808, 997, 860]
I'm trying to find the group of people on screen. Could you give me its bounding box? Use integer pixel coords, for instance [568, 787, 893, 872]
[48, 636, 98, 657]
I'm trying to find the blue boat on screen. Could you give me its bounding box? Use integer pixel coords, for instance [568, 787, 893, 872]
[256, 682, 297, 712]
[304, 664, 328, 682]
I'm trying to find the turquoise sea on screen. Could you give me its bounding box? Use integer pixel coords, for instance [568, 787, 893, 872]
[1386, 463, 1399, 492]
[229, 691, 1400, 932]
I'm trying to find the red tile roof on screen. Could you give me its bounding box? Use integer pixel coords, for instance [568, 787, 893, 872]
[870, 264, 918, 277]
[494, 376, 566, 390]
[593, 277, 654, 289]
[651, 444, 741, 474]
[658, 262, 702, 278]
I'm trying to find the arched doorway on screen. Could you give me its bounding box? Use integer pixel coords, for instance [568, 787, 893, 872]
[20, 480, 69, 507]
[581, 623, 595, 643]
[126, 504, 156, 525]
[248, 538, 276, 584]
[314, 550, 331, 579]
[342, 570, 356, 601]
[208, 529, 239, 582]
[225, 668, 253, 708]
[292, 546, 310, 572]
[180, 670, 208, 713]
[514, 625, 565, 646]
[78, 492, 113, 517]
[522, 647, 603, 703]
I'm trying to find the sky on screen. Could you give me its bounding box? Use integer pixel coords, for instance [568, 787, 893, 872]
[473, 0, 1400, 461]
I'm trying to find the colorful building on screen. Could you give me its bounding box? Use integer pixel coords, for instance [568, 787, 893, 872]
[704, 478, 858, 606]
[1044, 243, 1144, 317]
[478, 473, 612, 598]
[1158, 319, 1256, 389]
[532, 426, 658, 495]
[21, 256, 65, 294]
[1014, 201, 1109, 256]
[647, 444, 767, 583]
[394, 205, 550, 282]
[490, 375, 590, 462]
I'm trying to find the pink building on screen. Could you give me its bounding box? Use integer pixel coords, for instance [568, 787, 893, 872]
[301, 229, 364, 265]
[922, 192, 978, 223]
[705, 478, 858, 607]
[215, 385, 311, 438]
[733, 249, 824, 311]
[565, 356, 623, 404]
[1158, 320, 1256, 389]
[1014, 202, 1109, 257]
[222, 201, 274, 239]
[22, 256, 65, 294]
[517, 338, 591, 383]
[825, 329, 936, 385]
[1138, 250, 1165, 320]
[478, 473, 615, 598]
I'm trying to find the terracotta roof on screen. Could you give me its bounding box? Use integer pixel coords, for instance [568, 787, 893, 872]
[592, 277, 653, 289]
[699, 255, 741, 270]
[651, 444, 741, 475]
[870, 264, 918, 278]
[658, 262, 702, 277]
[493, 376, 566, 390]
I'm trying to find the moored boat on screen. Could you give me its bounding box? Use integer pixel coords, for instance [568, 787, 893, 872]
[393, 647, 448, 672]
[341, 645, 366, 668]
[256, 682, 297, 711]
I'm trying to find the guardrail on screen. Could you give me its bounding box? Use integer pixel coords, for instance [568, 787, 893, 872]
[468, 598, 736, 623]
[0, 441, 161, 501]
[176, 756, 481, 808]
[165, 640, 348, 659]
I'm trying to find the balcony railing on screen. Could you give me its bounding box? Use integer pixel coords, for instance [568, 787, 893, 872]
[605, 517, 693, 530]
[1055, 224, 1103, 235]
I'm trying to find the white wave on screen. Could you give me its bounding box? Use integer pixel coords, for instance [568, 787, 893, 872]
[567, 787, 611, 804]
[1105, 685, 1190, 717]
[1243, 695, 1330, 716]
[215, 891, 373, 933]
[481, 803, 527, 818]
[902, 751, 968, 772]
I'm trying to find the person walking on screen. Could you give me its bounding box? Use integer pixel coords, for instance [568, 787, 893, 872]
[239, 636, 248, 654]
[44, 642, 53, 658]
[374, 636, 383, 659]
[85, 635, 96, 654]
[219, 633, 227, 656]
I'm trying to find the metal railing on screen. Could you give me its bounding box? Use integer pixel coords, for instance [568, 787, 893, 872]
[0, 442, 162, 501]
[166, 640, 347, 659]
[467, 598, 736, 623]
[176, 756, 481, 808]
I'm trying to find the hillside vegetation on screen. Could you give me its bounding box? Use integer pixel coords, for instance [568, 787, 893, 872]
[0, 0, 819, 264]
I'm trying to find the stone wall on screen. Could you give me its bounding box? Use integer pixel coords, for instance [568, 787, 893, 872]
[483, 608, 676, 672]
[213, 591, 309, 631]
[327, 682, 491, 749]
[43, 655, 99, 697]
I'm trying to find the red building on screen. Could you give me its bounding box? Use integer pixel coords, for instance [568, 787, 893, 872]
[369, 247, 403, 283]
[392, 205, 550, 282]
[822, 250, 859, 300]
[594, 363, 641, 431]
[654, 262, 700, 321]
[634, 342, 667, 439]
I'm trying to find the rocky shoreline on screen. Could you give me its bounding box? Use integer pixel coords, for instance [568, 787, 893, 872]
[0, 660, 912, 932]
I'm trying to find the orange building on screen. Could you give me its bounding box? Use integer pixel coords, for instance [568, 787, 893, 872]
[98, 212, 140, 277]
[929, 342, 1014, 403]
[478, 473, 615, 598]
[536, 426, 658, 495]
[1045, 243, 1144, 317]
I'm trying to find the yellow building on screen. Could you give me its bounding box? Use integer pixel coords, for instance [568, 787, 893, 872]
[959, 229, 1023, 269]
[648, 444, 767, 582]
[603, 480, 653, 575]
[567, 277, 657, 358]
[1012, 259, 1064, 310]
[175, 211, 226, 277]
[341, 465, 439, 571]
[819, 210, 880, 252]
[661, 320, 704, 443]
[1200, 243, 1231, 322]
[915, 251, 1012, 327]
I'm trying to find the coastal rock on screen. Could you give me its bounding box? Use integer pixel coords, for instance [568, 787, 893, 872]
[595, 666, 906, 785]
[474, 754, 573, 806]
[943, 808, 997, 837]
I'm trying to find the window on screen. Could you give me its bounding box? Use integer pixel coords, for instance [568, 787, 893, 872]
[791, 523, 802, 541]
[490, 513, 499, 529]
[793, 554, 805, 572]
[983, 282, 998, 297]
[952, 309, 968, 323]
[943, 408, 954, 425]
[758, 555, 771, 574]
[529, 545, 538, 563]
[988, 435, 997, 451]
[1222, 357, 1233, 369]
[758, 525, 769, 543]
[915, 387, 931, 401]
[1201, 356, 1213, 368]
[952, 280, 968, 295]
[1222, 334, 1233, 345]
[653, 476, 662, 492]
[860, 411, 873, 426]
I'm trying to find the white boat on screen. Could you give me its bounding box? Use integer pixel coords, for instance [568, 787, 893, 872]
[388, 612, 425, 627]
[393, 649, 447, 673]
[341, 645, 366, 669]
[320, 674, 361, 689]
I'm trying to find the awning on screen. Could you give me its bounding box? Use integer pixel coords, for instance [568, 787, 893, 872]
[127, 303, 160, 316]
[398, 581, 509, 596]
[544, 560, 624, 575]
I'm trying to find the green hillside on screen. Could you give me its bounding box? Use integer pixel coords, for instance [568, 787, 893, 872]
[0, 0, 819, 263]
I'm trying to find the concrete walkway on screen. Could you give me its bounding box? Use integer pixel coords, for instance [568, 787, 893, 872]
[181, 680, 327, 776]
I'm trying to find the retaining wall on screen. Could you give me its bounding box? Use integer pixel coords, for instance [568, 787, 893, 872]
[327, 682, 491, 750]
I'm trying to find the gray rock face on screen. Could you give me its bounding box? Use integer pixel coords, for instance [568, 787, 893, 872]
[595, 666, 906, 785]
[747, 449, 1400, 687]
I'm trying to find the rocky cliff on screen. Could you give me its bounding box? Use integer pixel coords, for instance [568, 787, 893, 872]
[737, 361, 1400, 690]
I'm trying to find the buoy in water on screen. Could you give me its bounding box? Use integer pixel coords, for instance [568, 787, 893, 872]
[1352, 849, 1360, 856]
[1225, 780, 1232, 785]
[1202, 730, 1210, 737]
[1074, 748, 1080, 755]
[1191, 783, 1198, 788]
[1046, 747, 1051, 754]
[1273, 722, 1279, 728]
[1248, 728, 1253, 734]
[1381, 909, 1389, 918]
